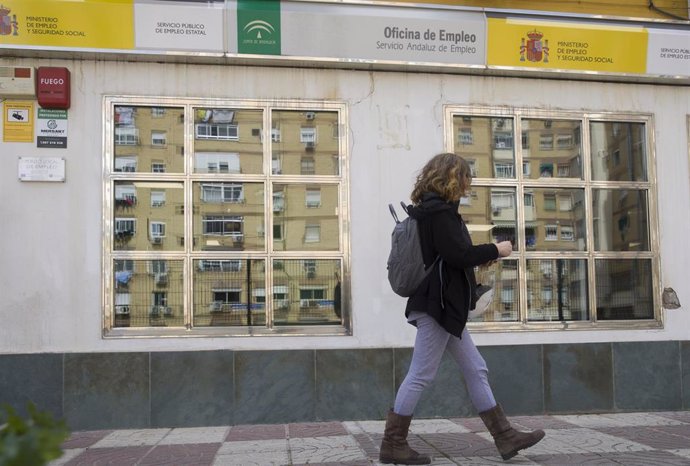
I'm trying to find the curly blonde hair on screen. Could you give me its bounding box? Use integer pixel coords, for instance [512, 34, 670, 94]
[411, 152, 472, 204]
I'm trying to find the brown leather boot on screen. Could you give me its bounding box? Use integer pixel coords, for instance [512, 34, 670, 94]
[379, 409, 431, 465]
[479, 404, 545, 461]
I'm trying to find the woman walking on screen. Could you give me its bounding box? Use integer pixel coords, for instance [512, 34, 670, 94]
[379, 153, 545, 464]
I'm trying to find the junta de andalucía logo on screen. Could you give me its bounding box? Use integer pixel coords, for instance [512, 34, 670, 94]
[243, 19, 275, 42]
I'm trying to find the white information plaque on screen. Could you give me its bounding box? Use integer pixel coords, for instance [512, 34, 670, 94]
[18, 157, 66, 182]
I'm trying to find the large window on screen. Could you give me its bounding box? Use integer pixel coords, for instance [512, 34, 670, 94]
[451, 109, 659, 329]
[105, 98, 349, 336]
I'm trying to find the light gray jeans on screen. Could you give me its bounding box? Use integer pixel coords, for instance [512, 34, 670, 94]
[393, 312, 496, 416]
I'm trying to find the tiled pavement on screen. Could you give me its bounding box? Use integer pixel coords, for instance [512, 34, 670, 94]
[50, 411, 690, 465]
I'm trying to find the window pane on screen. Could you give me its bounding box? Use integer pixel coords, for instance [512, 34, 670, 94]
[114, 106, 185, 173]
[527, 259, 589, 321]
[272, 110, 341, 176]
[113, 259, 184, 328]
[452, 116, 515, 179]
[522, 119, 582, 180]
[193, 259, 266, 327]
[193, 182, 265, 251]
[469, 259, 519, 322]
[193, 108, 263, 174]
[113, 181, 184, 251]
[592, 189, 649, 251]
[463, 187, 517, 250]
[596, 259, 653, 320]
[273, 183, 340, 251]
[271, 259, 342, 325]
[528, 188, 586, 251]
[590, 121, 647, 181]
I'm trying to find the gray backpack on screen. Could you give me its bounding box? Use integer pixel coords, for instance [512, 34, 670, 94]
[387, 202, 439, 297]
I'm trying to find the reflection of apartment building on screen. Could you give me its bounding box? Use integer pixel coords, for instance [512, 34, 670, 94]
[591, 122, 651, 319]
[114, 106, 185, 174]
[114, 182, 184, 252]
[189, 258, 341, 327]
[113, 259, 184, 328]
[109, 104, 346, 330]
[452, 112, 653, 323]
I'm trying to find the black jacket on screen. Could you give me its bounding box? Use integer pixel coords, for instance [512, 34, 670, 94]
[405, 193, 499, 337]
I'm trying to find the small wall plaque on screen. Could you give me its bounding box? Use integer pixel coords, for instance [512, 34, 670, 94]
[18, 157, 66, 182]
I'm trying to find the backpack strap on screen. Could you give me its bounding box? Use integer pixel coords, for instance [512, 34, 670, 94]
[400, 201, 409, 215]
[388, 203, 400, 224]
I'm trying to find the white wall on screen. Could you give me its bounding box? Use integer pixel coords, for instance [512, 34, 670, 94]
[0, 57, 688, 353]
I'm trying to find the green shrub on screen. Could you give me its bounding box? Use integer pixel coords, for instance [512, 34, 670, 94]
[0, 403, 70, 466]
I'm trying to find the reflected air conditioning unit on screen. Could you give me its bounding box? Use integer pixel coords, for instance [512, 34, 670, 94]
[115, 306, 130, 315]
[154, 273, 168, 285]
[151, 236, 163, 244]
[209, 301, 222, 312]
[305, 141, 315, 152]
[150, 305, 171, 316]
[305, 112, 316, 120]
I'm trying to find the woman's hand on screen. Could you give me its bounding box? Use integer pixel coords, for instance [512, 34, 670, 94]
[495, 240, 513, 258]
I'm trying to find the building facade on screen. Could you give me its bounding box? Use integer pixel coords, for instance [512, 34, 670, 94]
[1, 0, 689, 430]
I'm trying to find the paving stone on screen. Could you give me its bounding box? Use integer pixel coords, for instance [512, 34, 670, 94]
[417, 432, 496, 457]
[525, 452, 622, 465]
[62, 446, 151, 465]
[225, 424, 287, 441]
[217, 438, 288, 455]
[510, 415, 581, 430]
[669, 449, 690, 460]
[451, 456, 538, 465]
[595, 450, 690, 465]
[352, 433, 380, 458]
[595, 426, 690, 450]
[656, 412, 690, 423]
[451, 417, 488, 433]
[62, 430, 112, 449]
[408, 418, 471, 434]
[159, 426, 230, 445]
[345, 420, 385, 435]
[47, 448, 84, 466]
[288, 421, 349, 438]
[212, 450, 289, 466]
[288, 435, 367, 463]
[293, 462, 377, 466]
[139, 444, 221, 465]
[90, 428, 171, 448]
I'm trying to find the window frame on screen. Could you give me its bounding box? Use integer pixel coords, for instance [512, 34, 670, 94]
[300, 127, 317, 143]
[103, 96, 350, 338]
[458, 127, 473, 145]
[151, 130, 167, 147]
[115, 126, 139, 145]
[445, 105, 661, 332]
[195, 122, 239, 140]
[305, 187, 321, 208]
[151, 190, 166, 207]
